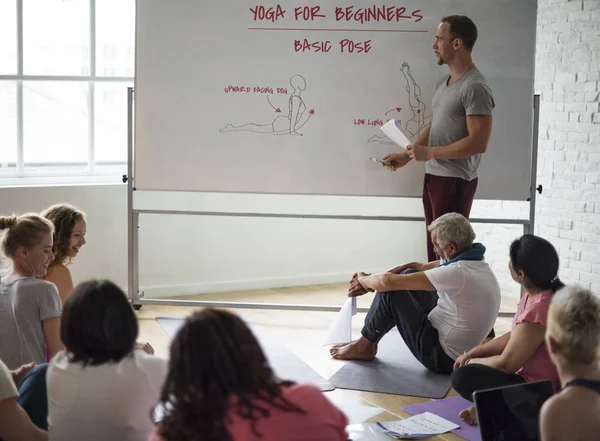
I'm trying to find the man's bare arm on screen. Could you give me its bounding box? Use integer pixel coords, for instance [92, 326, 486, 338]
[388, 259, 441, 274]
[415, 126, 430, 147]
[357, 271, 436, 294]
[428, 115, 492, 160]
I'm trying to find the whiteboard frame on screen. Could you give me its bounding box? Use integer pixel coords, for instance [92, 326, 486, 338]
[127, 88, 540, 317]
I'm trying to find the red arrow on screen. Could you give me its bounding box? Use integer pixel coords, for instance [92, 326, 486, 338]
[309, 109, 314, 115]
[267, 96, 280, 113]
[417, 109, 421, 135]
[385, 107, 401, 116]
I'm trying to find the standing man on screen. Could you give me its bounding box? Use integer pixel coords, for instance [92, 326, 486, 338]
[383, 15, 495, 262]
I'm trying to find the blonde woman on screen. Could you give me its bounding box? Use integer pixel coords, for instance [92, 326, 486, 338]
[540, 286, 600, 441]
[0, 214, 63, 369]
[41, 204, 86, 304]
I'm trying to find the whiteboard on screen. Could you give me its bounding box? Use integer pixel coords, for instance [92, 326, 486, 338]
[134, 0, 536, 200]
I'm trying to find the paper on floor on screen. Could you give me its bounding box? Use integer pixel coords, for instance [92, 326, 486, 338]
[322, 297, 357, 345]
[376, 412, 460, 439]
[347, 412, 459, 441]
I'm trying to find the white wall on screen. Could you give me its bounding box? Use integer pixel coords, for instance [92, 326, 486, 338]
[134, 191, 428, 297]
[531, 0, 600, 293]
[465, 0, 600, 296]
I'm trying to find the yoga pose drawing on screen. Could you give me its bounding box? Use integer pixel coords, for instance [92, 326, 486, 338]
[220, 75, 312, 136]
[400, 61, 431, 137]
[368, 62, 432, 145]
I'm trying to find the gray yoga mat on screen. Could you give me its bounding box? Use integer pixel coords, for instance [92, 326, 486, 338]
[156, 317, 334, 392]
[328, 331, 452, 398]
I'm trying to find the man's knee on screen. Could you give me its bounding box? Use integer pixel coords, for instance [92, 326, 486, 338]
[374, 290, 394, 302]
[451, 365, 475, 397]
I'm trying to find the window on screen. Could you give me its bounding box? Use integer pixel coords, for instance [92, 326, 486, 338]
[23, 82, 89, 164]
[23, 0, 90, 76]
[0, 1, 17, 75]
[94, 82, 130, 163]
[96, 0, 135, 78]
[0, 82, 18, 166]
[0, 0, 135, 185]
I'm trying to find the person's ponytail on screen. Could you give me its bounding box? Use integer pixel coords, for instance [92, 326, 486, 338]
[0, 213, 54, 259]
[0, 215, 18, 231]
[549, 275, 565, 293]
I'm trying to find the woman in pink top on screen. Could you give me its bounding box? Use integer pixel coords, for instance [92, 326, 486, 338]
[450, 234, 562, 425]
[148, 309, 348, 441]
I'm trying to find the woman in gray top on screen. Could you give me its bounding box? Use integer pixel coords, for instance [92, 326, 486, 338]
[0, 214, 63, 370]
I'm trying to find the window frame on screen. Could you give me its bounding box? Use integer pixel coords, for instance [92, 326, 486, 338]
[0, 0, 133, 186]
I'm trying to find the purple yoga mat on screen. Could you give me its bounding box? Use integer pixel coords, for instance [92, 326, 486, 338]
[402, 396, 481, 441]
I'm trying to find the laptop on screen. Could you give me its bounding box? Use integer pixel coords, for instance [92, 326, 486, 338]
[474, 380, 554, 441]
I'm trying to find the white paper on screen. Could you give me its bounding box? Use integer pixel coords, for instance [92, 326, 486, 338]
[380, 119, 411, 149]
[377, 412, 459, 439]
[322, 297, 357, 345]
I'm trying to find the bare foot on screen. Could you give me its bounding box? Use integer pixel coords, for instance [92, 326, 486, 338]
[330, 338, 377, 361]
[459, 407, 478, 426]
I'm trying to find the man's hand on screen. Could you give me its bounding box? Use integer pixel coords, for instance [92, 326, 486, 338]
[381, 152, 411, 171]
[406, 144, 432, 162]
[11, 362, 36, 388]
[348, 272, 370, 297]
[134, 341, 155, 355]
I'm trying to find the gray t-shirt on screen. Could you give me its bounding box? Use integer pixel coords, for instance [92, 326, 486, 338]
[426, 67, 495, 181]
[0, 277, 62, 370]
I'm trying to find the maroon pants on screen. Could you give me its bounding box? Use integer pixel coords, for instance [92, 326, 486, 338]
[423, 174, 478, 262]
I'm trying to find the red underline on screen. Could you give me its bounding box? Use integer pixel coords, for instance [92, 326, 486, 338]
[248, 27, 427, 33]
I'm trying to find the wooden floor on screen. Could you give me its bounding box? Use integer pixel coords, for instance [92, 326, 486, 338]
[136, 283, 515, 441]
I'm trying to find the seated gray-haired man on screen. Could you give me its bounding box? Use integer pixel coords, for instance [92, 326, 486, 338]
[330, 212, 501, 374]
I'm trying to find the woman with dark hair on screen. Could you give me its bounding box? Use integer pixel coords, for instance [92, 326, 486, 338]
[451, 234, 563, 425]
[149, 309, 348, 441]
[47, 280, 166, 441]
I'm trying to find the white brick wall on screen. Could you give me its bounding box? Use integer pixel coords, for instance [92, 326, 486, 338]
[473, 0, 600, 299]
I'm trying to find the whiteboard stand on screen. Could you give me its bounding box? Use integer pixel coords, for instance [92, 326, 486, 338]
[126, 87, 541, 318]
[126, 87, 141, 310]
[527, 94, 542, 236]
